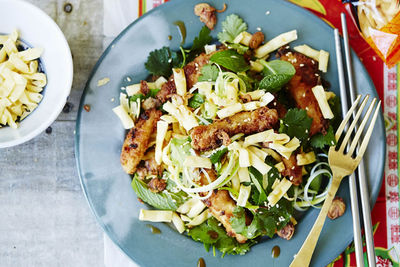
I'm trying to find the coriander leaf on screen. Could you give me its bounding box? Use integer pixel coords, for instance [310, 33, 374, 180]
[210, 49, 249, 72]
[310, 125, 336, 149]
[198, 64, 219, 82]
[218, 14, 248, 43]
[187, 26, 213, 62]
[248, 167, 267, 205]
[188, 217, 254, 256]
[170, 137, 191, 166]
[131, 176, 178, 210]
[265, 164, 281, 195]
[188, 93, 205, 109]
[279, 108, 313, 141]
[259, 60, 296, 93]
[210, 147, 228, 164]
[256, 198, 293, 237]
[145, 47, 182, 77]
[230, 207, 261, 239]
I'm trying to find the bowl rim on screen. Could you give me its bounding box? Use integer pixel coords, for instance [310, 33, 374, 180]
[0, 0, 73, 148]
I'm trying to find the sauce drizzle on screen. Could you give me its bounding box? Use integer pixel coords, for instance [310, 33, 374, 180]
[197, 258, 206, 267]
[145, 224, 161, 234]
[271, 245, 280, 258]
[173, 20, 186, 45]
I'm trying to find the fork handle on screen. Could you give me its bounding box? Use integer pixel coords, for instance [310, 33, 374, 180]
[290, 176, 342, 267]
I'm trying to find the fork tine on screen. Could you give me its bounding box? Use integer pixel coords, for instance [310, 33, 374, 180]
[338, 95, 370, 153]
[355, 101, 381, 161]
[335, 94, 362, 141]
[347, 98, 377, 155]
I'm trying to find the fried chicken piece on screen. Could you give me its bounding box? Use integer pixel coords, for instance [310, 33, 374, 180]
[194, 3, 217, 30]
[148, 178, 167, 193]
[281, 152, 303, 186]
[277, 47, 327, 136]
[120, 109, 162, 174]
[199, 169, 247, 243]
[191, 106, 279, 151]
[156, 53, 213, 103]
[136, 150, 164, 179]
[277, 222, 295, 240]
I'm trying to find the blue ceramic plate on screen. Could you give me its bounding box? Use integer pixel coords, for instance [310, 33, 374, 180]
[75, 0, 385, 266]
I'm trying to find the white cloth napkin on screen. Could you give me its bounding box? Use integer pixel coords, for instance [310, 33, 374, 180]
[102, 0, 164, 266]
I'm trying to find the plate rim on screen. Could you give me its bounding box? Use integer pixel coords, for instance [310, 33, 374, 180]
[75, 0, 386, 265]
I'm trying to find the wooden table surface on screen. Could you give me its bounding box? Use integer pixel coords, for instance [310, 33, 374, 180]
[1, 1, 105, 266]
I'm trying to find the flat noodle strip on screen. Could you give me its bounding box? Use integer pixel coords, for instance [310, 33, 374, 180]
[0, 29, 46, 128]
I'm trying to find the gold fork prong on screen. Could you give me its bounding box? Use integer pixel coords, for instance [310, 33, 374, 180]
[337, 95, 369, 153]
[355, 100, 381, 161]
[347, 98, 377, 156]
[335, 94, 362, 141]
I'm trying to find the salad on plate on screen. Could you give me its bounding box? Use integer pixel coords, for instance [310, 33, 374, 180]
[112, 4, 343, 256]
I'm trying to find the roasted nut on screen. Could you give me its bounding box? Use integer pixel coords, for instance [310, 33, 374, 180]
[140, 80, 149, 95]
[277, 222, 295, 240]
[194, 3, 217, 30]
[328, 197, 346, 220]
[249, 32, 265, 49]
[239, 94, 252, 103]
[147, 178, 167, 193]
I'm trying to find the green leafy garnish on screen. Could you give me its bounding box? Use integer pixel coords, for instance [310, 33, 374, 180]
[148, 88, 160, 98]
[329, 95, 342, 130]
[210, 49, 249, 72]
[230, 199, 293, 239]
[187, 217, 254, 256]
[279, 108, 313, 141]
[186, 26, 213, 62]
[258, 60, 296, 93]
[198, 64, 220, 82]
[188, 93, 205, 109]
[210, 147, 228, 164]
[170, 137, 191, 166]
[228, 43, 249, 54]
[218, 14, 248, 43]
[145, 47, 182, 77]
[131, 176, 179, 210]
[248, 167, 267, 205]
[310, 125, 336, 149]
[129, 93, 145, 102]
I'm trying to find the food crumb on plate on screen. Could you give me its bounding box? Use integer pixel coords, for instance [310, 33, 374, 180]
[97, 77, 110, 87]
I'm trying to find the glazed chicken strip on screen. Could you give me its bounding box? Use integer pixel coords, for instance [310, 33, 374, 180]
[156, 52, 213, 103]
[120, 109, 162, 174]
[191, 106, 279, 151]
[199, 169, 248, 243]
[278, 47, 327, 136]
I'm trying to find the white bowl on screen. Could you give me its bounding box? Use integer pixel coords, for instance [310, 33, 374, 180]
[0, 0, 73, 148]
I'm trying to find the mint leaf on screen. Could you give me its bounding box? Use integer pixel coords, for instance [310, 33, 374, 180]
[310, 125, 336, 149]
[259, 60, 295, 93]
[210, 49, 249, 72]
[210, 147, 228, 164]
[188, 93, 205, 109]
[188, 26, 212, 61]
[198, 64, 219, 82]
[218, 14, 248, 43]
[131, 177, 178, 210]
[279, 108, 313, 141]
[145, 47, 182, 77]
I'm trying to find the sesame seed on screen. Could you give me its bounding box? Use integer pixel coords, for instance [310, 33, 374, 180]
[265, 11, 270, 15]
[315, 73, 319, 76]
[126, 77, 131, 82]
[311, 60, 315, 64]
[300, 63, 305, 67]
[256, 27, 262, 31]
[168, 58, 172, 63]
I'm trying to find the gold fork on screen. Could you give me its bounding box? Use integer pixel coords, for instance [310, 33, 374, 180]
[290, 94, 381, 267]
